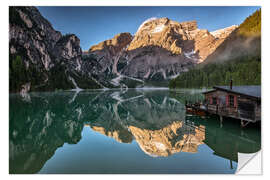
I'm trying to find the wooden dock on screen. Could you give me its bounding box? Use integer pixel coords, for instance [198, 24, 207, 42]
[185, 85, 261, 127]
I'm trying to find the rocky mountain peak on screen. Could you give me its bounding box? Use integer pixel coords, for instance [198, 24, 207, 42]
[85, 17, 238, 84]
[128, 18, 199, 55]
[9, 7, 101, 92]
[87, 32, 133, 76]
[179, 20, 198, 31]
[10, 7, 62, 48]
[53, 34, 82, 60]
[89, 32, 132, 52]
[9, 7, 62, 71]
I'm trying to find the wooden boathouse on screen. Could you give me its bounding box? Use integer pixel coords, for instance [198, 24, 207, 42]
[186, 83, 261, 127]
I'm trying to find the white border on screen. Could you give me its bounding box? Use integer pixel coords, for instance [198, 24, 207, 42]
[6, 0, 263, 6]
[2, 0, 269, 179]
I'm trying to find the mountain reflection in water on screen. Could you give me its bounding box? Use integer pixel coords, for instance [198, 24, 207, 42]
[9, 89, 261, 174]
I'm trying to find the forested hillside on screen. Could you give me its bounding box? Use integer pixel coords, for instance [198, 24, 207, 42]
[169, 55, 260, 88]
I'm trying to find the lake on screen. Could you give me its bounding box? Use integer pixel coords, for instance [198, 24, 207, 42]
[9, 89, 261, 174]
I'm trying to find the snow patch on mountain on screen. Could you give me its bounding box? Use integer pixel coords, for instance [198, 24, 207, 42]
[124, 75, 144, 83]
[167, 73, 180, 79]
[152, 24, 165, 33]
[111, 74, 143, 88]
[89, 73, 107, 89]
[154, 142, 166, 151]
[136, 17, 157, 34]
[69, 76, 82, 92]
[144, 69, 151, 79]
[210, 25, 238, 38]
[184, 50, 196, 59]
[202, 33, 209, 38]
[111, 75, 123, 86]
[184, 49, 200, 63]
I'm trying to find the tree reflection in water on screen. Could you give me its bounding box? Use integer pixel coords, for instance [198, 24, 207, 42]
[9, 89, 261, 174]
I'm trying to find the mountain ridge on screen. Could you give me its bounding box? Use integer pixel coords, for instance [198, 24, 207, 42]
[84, 17, 236, 88]
[9, 6, 254, 92]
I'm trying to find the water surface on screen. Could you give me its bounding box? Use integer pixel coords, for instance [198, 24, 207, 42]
[9, 89, 261, 174]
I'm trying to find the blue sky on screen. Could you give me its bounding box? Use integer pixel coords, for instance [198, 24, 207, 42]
[37, 6, 260, 51]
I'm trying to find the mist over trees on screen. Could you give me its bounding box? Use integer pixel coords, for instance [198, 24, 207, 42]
[169, 55, 261, 88]
[169, 9, 261, 89]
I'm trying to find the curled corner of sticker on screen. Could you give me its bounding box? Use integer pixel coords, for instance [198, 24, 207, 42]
[236, 150, 262, 174]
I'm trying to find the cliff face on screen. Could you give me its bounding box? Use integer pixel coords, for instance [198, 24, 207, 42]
[9, 7, 61, 70]
[9, 7, 101, 92]
[89, 33, 133, 75]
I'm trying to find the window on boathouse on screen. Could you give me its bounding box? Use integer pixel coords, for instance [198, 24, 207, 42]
[212, 97, 217, 105]
[229, 95, 234, 107]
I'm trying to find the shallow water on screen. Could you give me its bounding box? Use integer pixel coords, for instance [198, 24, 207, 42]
[9, 89, 261, 174]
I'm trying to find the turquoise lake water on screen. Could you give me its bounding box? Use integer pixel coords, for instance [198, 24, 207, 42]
[9, 89, 261, 174]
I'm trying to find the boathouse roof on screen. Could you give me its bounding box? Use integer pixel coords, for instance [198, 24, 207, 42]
[203, 86, 261, 99]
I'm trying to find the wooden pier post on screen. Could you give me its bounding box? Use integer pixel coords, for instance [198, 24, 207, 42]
[241, 120, 244, 128]
[240, 119, 250, 128]
[220, 115, 223, 128]
[241, 129, 244, 136]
